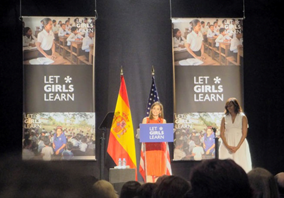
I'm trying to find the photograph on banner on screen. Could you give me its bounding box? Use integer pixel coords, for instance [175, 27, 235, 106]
[23, 16, 95, 65]
[173, 112, 223, 161]
[22, 112, 96, 161]
[172, 18, 243, 66]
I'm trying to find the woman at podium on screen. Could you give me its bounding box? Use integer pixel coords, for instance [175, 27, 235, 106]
[142, 101, 167, 182]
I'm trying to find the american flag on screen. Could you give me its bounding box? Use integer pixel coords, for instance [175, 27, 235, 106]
[139, 75, 172, 182]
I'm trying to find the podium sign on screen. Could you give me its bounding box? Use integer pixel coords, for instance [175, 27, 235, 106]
[139, 123, 174, 143]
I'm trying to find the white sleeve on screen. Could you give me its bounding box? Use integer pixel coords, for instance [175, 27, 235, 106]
[67, 34, 75, 42]
[23, 36, 29, 47]
[58, 29, 64, 36]
[37, 32, 43, 43]
[186, 34, 192, 44]
[81, 38, 89, 50]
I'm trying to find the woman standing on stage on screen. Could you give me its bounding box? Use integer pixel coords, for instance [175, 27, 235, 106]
[142, 102, 167, 182]
[219, 98, 252, 173]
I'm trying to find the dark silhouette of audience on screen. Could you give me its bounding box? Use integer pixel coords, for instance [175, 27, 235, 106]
[0, 154, 98, 198]
[0, 153, 282, 198]
[248, 167, 280, 198]
[152, 175, 191, 198]
[135, 182, 158, 198]
[189, 159, 253, 198]
[120, 181, 141, 198]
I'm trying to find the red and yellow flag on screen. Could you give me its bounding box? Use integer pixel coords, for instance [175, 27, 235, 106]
[107, 75, 137, 178]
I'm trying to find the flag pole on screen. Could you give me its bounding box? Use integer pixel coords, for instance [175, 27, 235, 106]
[152, 65, 155, 76]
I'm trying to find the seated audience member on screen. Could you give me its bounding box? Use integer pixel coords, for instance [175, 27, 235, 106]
[135, 183, 157, 198]
[248, 167, 280, 198]
[0, 154, 97, 197]
[190, 159, 252, 198]
[120, 181, 141, 198]
[275, 172, 284, 198]
[93, 180, 118, 198]
[152, 175, 191, 198]
[155, 174, 169, 186]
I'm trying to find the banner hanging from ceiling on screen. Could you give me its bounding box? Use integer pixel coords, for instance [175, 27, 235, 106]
[172, 18, 243, 161]
[22, 16, 96, 161]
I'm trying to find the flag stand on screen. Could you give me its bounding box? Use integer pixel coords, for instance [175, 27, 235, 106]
[98, 112, 114, 180]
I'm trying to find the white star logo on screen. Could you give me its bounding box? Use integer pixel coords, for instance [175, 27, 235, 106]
[214, 76, 221, 84]
[159, 127, 163, 130]
[64, 76, 72, 83]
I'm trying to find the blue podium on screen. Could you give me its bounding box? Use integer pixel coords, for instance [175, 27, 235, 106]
[139, 123, 174, 143]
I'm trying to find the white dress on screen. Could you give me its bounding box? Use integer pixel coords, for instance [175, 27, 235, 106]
[219, 112, 252, 173]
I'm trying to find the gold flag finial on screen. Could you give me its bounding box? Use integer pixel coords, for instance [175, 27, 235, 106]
[152, 65, 155, 76]
[120, 66, 123, 76]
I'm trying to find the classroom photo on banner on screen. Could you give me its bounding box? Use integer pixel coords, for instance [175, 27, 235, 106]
[23, 112, 96, 161]
[23, 16, 95, 65]
[172, 18, 243, 66]
[173, 112, 223, 161]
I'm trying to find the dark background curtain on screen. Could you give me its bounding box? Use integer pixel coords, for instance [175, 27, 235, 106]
[1, 0, 283, 181]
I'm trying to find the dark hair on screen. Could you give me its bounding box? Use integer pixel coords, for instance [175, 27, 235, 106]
[120, 181, 141, 198]
[201, 21, 205, 24]
[52, 20, 56, 23]
[60, 23, 65, 27]
[173, 28, 180, 37]
[42, 18, 52, 28]
[219, 28, 225, 34]
[248, 168, 280, 198]
[156, 174, 169, 186]
[153, 175, 191, 198]
[224, 97, 243, 115]
[209, 25, 214, 28]
[66, 142, 73, 150]
[24, 139, 32, 147]
[43, 136, 50, 146]
[191, 19, 200, 29]
[23, 27, 32, 37]
[71, 27, 77, 32]
[190, 159, 252, 198]
[136, 183, 158, 198]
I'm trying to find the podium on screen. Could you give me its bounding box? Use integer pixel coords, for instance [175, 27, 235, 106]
[139, 123, 173, 182]
[139, 123, 174, 143]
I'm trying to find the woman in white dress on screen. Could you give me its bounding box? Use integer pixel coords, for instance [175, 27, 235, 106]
[219, 98, 252, 173]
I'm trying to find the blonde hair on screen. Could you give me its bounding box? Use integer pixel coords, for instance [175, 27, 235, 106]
[149, 101, 164, 120]
[93, 180, 117, 198]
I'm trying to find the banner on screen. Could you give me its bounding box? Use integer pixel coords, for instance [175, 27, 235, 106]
[22, 16, 96, 161]
[172, 18, 243, 161]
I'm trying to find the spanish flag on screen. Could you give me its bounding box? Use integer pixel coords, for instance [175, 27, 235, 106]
[107, 74, 137, 178]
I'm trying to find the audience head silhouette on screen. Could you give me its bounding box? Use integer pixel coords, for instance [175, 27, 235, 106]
[248, 167, 280, 198]
[189, 159, 252, 198]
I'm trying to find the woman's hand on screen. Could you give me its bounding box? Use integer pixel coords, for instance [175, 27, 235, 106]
[55, 150, 60, 155]
[226, 145, 234, 153]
